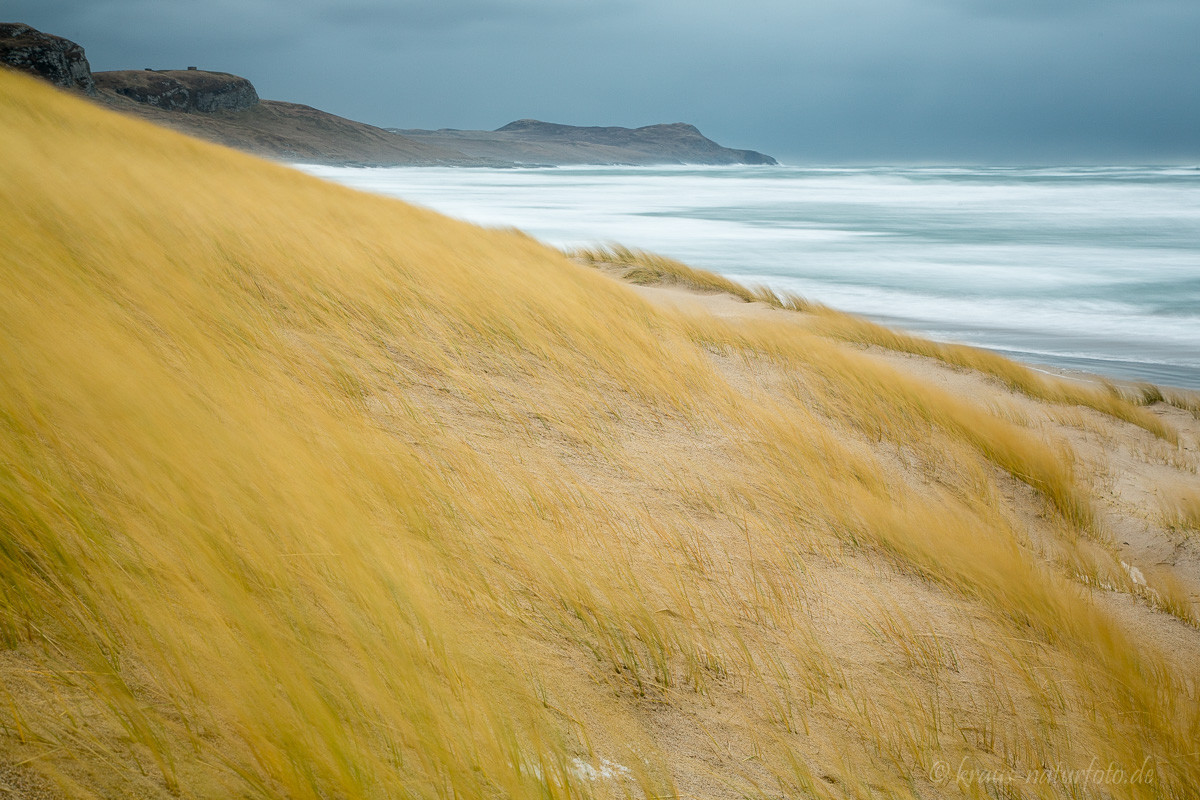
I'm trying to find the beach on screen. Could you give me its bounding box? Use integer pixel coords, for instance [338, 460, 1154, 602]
[301, 163, 1200, 390]
[596, 257, 1200, 622]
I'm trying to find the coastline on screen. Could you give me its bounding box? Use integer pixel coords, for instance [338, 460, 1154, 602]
[1027, 361, 1200, 402]
[301, 162, 1200, 393]
[590, 254, 1200, 401]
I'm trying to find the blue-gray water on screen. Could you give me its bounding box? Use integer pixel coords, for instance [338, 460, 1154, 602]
[299, 164, 1200, 389]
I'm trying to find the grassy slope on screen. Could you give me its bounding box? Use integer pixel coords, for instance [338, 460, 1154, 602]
[2, 70, 1198, 799]
[572, 246, 1176, 441]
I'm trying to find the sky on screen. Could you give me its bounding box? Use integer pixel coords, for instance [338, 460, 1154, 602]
[9, 0, 1200, 163]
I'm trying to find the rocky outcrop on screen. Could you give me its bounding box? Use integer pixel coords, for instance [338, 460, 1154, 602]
[0, 23, 95, 95]
[94, 70, 259, 113]
[393, 120, 778, 166]
[0, 23, 478, 165]
[92, 68, 480, 165]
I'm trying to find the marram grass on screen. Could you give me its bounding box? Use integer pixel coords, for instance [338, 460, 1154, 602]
[2, 69, 1198, 799]
[573, 246, 1176, 443]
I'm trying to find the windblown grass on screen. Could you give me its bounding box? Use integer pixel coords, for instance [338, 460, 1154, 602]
[1164, 390, 1200, 420]
[576, 246, 1176, 443]
[808, 314, 1177, 442]
[1163, 490, 1200, 534]
[572, 244, 764, 301]
[3, 71, 1199, 800]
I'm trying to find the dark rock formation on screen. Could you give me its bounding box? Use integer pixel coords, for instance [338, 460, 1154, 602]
[393, 120, 778, 166]
[0, 23, 95, 95]
[93, 69, 259, 113]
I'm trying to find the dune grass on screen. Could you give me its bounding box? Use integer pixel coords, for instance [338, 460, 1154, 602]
[572, 244, 767, 302]
[1163, 390, 1200, 420]
[1163, 490, 1200, 534]
[575, 246, 1177, 444]
[3, 70, 1199, 799]
[806, 313, 1178, 442]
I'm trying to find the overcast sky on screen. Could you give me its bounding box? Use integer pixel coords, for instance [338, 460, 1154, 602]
[10, 0, 1200, 163]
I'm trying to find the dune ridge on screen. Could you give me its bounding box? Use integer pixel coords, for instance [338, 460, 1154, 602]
[2, 69, 1199, 799]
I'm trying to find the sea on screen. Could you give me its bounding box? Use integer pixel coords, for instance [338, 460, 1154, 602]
[297, 164, 1200, 390]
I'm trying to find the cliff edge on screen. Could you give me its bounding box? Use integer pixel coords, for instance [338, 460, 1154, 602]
[94, 69, 259, 113]
[0, 22, 95, 95]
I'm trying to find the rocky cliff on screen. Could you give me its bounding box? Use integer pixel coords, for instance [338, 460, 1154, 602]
[0, 22, 95, 95]
[94, 69, 259, 113]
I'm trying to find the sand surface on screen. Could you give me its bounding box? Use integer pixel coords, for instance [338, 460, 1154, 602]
[408, 262, 1197, 799]
[612, 266, 1200, 661]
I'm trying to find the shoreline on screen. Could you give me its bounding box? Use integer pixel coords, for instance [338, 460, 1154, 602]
[588, 256, 1200, 403]
[300, 161, 1200, 394]
[1026, 361, 1200, 399]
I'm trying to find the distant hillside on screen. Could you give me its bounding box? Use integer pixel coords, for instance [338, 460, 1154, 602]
[1, 23, 482, 166]
[93, 72, 484, 167]
[393, 119, 779, 166]
[2, 23, 778, 168]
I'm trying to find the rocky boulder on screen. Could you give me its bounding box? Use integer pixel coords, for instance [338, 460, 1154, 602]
[94, 69, 259, 113]
[0, 23, 96, 95]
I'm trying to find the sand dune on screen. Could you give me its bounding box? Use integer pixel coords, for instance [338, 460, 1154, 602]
[2, 69, 1198, 799]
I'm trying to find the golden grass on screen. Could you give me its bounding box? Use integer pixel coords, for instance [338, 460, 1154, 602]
[1145, 570, 1198, 627]
[808, 314, 1177, 442]
[1163, 490, 1200, 534]
[575, 247, 1177, 444]
[572, 244, 764, 302]
[1164, 390, 1200, 420]
[3, 71, 1199, 799]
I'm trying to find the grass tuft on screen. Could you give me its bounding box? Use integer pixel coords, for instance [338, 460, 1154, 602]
[1163, 490, 1200, 534]
[576, 245, 1176, 443]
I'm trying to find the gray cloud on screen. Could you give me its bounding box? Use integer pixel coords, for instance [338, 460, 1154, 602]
[316, 0, 631, 30]
[5, 0, 1198, 162]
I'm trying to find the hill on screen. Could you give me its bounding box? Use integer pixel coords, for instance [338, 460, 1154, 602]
[2, 67, 1199, 800]
[93, 73, 485, 166]
[0, 22, 482, 166]
[1, 23, 776, 167]
[393, 119, 779, 165]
